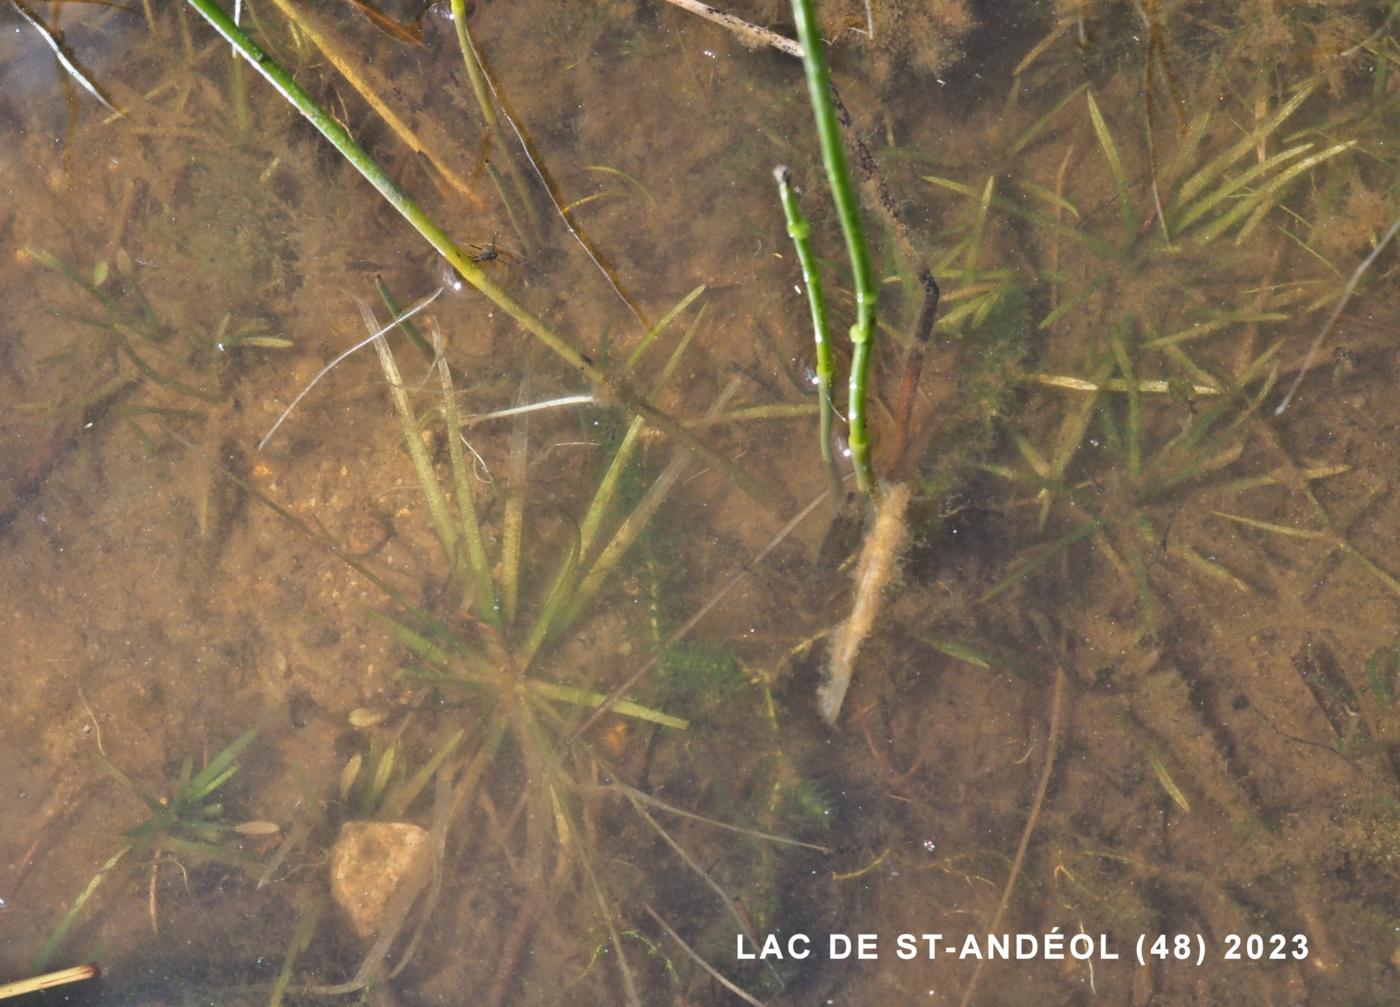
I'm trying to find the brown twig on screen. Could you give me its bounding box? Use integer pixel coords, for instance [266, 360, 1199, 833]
[0, 964, 101, 1001]
[889, 269, 940, 473]
[657, 0, 800, 57]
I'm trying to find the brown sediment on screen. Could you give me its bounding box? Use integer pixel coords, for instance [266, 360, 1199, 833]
[817, 481, 911, 724]
[0, 377, 136, 534]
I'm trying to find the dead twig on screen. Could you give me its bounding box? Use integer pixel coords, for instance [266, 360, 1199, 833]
[657, 0, 800, 57]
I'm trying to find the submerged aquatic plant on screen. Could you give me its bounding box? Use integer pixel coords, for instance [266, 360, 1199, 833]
[24, 248, 287, 432]
[224, 295, 830, 1002]
[34, 723, 265, 971]
[981, 327, 1288, 632]
[182, 0, 775, 511]
[918, 43, 1394, 629]
[897, 16, 1400, 1002]
[35, 1, 852, 994]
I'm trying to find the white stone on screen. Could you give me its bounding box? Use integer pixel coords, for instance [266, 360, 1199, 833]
[329, 820, 431, 939]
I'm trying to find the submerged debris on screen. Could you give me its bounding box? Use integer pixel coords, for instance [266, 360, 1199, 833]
[817, 482, 911, 724]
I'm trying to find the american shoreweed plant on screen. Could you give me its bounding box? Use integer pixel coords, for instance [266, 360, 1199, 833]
[34, 722, 265, 972]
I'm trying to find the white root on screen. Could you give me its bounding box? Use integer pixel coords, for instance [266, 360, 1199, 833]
[817, 483, 912, 725]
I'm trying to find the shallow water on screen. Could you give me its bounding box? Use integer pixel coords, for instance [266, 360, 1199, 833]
[4, 1, 1400, 1004]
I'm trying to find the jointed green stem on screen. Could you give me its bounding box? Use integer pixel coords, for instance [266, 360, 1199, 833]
[790, 0, 878, 493]
[774, 166, 841, 499]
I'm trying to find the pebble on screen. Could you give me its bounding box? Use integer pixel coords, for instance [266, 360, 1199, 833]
[329, 821, 431, 939]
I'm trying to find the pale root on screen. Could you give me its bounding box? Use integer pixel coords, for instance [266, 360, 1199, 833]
[817, 483, 912, 724]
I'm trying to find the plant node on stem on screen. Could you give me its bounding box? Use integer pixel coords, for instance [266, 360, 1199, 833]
[790, 0, 879, 495]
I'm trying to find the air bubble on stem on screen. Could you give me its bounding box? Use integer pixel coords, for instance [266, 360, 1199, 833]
[439, 258, 466, 294]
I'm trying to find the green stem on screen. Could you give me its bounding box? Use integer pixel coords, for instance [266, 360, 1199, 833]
[449, 0, 496, 133]
[181, 0, 776, 511]
[790, 0, 877, 493]
[375, 277, 435, 361]
[501, 387, 528, 628]
[774, 166, 842, 499]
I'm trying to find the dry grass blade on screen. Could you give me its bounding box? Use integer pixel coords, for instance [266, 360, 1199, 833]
[1026, 373, 1220, 395]
[259, 287, 442, 451]
[0, 964, 101, 1000]
[1212, 510, 1327, 540]
[1146, 751, 1192, 812]
[659, 0, 800, 57]
[264, 0, 475, 197]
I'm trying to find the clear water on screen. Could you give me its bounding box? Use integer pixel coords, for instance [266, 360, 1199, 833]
[3, 1, 1400, 1004]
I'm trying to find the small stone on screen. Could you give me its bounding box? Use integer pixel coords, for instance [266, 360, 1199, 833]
[329, 821, 431, 939]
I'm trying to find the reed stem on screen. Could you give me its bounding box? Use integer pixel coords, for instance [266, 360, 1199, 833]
[774, 165, 842, 500]
[790, 0, 878, 493]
